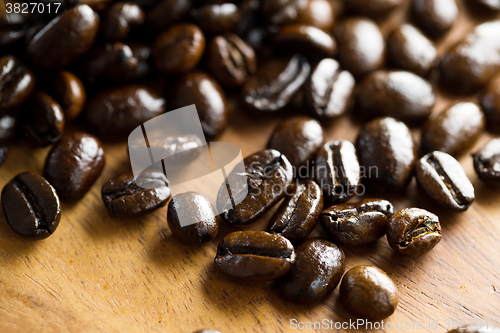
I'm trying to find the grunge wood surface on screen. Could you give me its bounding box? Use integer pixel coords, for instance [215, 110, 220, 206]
[1, 1, 500, 332]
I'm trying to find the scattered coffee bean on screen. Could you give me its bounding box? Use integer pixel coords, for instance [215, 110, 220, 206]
[411, 0, 458, 38]
[295, 0, 335, 31]
[0, 55, 35, 111]
[0, 114, 17, 144]
[343, 0, 403, 17]
[101, 2, 145, 41]
[48, 71, 86, 122]
[273, 24, 337, 59]
[146, 0, 191, 31]
[480, 78, 500, 132]
[191, 3, 240, 34]
[261, 0, 308, 25]
[473, 138, 500, 184]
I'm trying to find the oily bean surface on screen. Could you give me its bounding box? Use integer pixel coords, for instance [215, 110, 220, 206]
[473, 138, 500, 184]
[411, 0, 458, 38]
[0, 114, 16, 144]
[146, 0, 191, 30]
[481, 78, 500, 132]
[101, 2, 145, 41]
[272, 24, 337, 59]
[0, 55, 35, 111]
[261, 0, 308, 25]
[295, 0, 335, 31]
[48, 71, 86, 122]
[190, 3, 240, 34]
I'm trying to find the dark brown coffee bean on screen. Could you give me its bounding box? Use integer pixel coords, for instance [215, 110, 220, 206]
[191, 3, 240, 34]
[276, 238, 345, 304]
[261, 0, 308, 25]
[0, 55, 35, 111]
[320, 198, 393, 246]
[273, 24, 337, 59]
[217, 149, 294, 224]
[0, 145, 6, 167]
[421, 102, 485, 156]
[387, 24, 437, 77]
[27, 5, 99, 68]
[473, 138, 500, 184]
[214, 230, 295, 282]
[411, 0, 458, 38]
[44, 132, 105, 202]
[440, 21, 500, 94]
[146, 0, 192, 31]
[387, 207, 441, 257]
[295, 0, 335, 31]
[0, 114, 17, 144]
[481, 78, 500, 132]
[339, 265, 398, 320]
[48, 71, 86, 122]
[305, 58, 355, 120]
[84, 85, 166, 141]
[152, 23, 205, 74]
[355, 70, 435, 124]
[101, 2, 145, 41]
[356, 117, 416, 192]
[333, 18, 385, 78]
[343, 0, 403, 17]
[242, 55, 310, 112]
[415, 151, 475, 211]
[170, 71, 228, 139]
[1, 172, 61, 239]
[267, 180, 323, 243]
[469, 0, 500, 11]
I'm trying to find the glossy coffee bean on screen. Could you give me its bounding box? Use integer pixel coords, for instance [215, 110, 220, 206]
[343, 0, 402, 17]
[411, 0, 457, 38]
[0, 145, 6, 167]
[152, 23, 205, 74]
[1, 172, 61, 239]
[355, 70, 435, 124]
[267, 180, 323, 243]
[0, 55, 35, 111]
[267, 116, 323, 169]
[27, 5, 99, 68]
[0, 114, 17, 144]
[473, 138, 500, 184]
[146, 0, 191, 31]
[191, 3, 240, 34]
[387, 208, 441, 257]
[84, 85, 166, 141]
[214, 231, 295, 283]
[206, 34, 257, 88]
[44, 132, 105, 202]
[315, 140, 361, 203]
[23, 92, 65, 147]
[295, 0, 335, 31]
[273, 24, 337, 59]
[340, 265, 399, 320]
[276, 238, 345, 304]
[421, 102, 485, 156]
[261, 0, 308, 25]
[481, 78, 500, 132]
[440, 21, 500, 94]
[217, 149, 294, 224]
[242, 55, 310, 112]
[101, 2, 145, 41]
[48, 71, 86, 122]
[170, 71, 228, 139]
[356, 117, 416, 192]
[415, 151, 475, 211]
[305, 58, 355, 120]
[387, 24, 437, 77]
[469, 0, 500, 11]
[320, 199, 394, 246]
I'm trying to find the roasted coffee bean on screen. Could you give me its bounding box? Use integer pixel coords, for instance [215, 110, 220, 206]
[167, 192, 218, 245]
[152, 23, 205, 74]
[387, 24, 437, 77]
[217, 149, 294, 224]
[0, 55, 35, 111]
[84, 85, 166, 141]
[440, 21, 500, 94]
[468, 0, 500, 12]
[206, 34, 257, 88]
[101, 2, 145, 41]
[0, 114, 17, 144]
[267, 116, 323, 169]
[320, 198, 393, 246]
[356, 117, 416, 192]
[272, 24, 337, 59]
[421, 102, 485, 156]
[191, 3, 240, 34]
[387, 208, 441, 257]
[126, 43, 152, 81]
[242, 55, 310, 112]
[27, 5, 99, 68]
[355, 70, 435, 124]
[473, 138, 500, 184]
[0, 145, 6, 167]
[261, 0, 308, 25]
[267, 180, 323, 243]
[333, 18, 385, 78]
[339, 265, 399, 320]
[295, 0, 335, 31]
[146, 0, 191, 31]
[276, 238, 345, 304]
[1, 172, 61, 239]
[305, 58, 355, 120]
[23, 92, 65, 147]
[411, 0, 458, 38]
[415, 151, 475, 211]
[44, 132, 105, 202]
[480, 78, 500, 132]
[343, 0, 402, 17]
[214, 231, 295, 282]
[315, 140, 361, 203]
[170, 71, 228, 139]
[102, 171, 170, 217]
[48, 71, 86, 122]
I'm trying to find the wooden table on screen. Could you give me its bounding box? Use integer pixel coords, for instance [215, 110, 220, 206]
[1, 1, 500, 332]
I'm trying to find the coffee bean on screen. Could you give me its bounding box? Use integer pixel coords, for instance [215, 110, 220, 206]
[267, 180, 323, 243]
[387, 207, 441, 257]
[415, 151, 475, 211]
[333, 18, 385, 77]
[421, 102, 485, 156]
[276, 238, 345, 304]
[101, 2, 145, 41]
[342, 0, 403, 17]
[339, 265, 399, 320]
[305, 58, 355, 120]
[272, 24, 337, 59]
[27, 5, 99, 68]
[356, 117, 416, 192]
[473, 138, 500, 184]
[480, 78, 500, 132]
[214, 230, 295, 283]
[0, 145, 6, 167]
[217, 149, 294, 225]
[242, 55, 310, 112]
[0, 114, 17, 144]
[48, 71, 86, 122]
[146, 0, 191, 31]
[320, 198, 393, 246]
[411, 0, 458, 38]
[355, 70, 435, 124]
[0, 55, 35, 111]
[295, 0, 335, 31]
[468, 0, 500, 12]
[1, 172, 61, 239]
[261, 0, 308, 25]
[191, 3, 240, 34]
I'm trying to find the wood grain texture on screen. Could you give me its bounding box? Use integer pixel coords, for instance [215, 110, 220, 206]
[1, 1, 500, 332]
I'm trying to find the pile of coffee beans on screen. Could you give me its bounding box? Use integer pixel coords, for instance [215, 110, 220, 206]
[1, 0, 500, 330]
